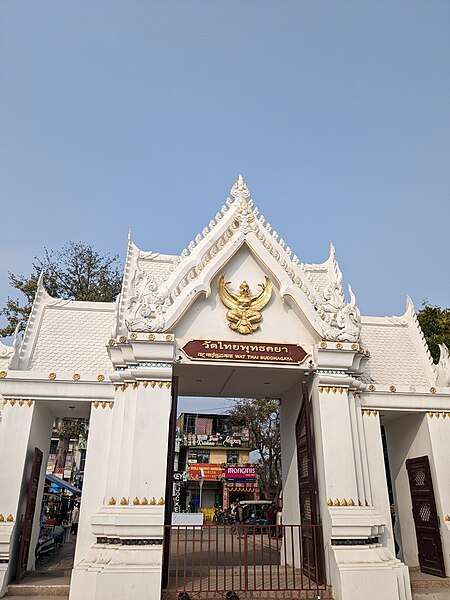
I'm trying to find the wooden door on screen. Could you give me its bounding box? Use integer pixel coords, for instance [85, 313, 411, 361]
[406, 456, 446, 577]
[295, 382, 324, 583]
[15, 447, 43, 582]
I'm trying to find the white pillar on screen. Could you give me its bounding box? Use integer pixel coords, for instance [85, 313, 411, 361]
[70, 347, 173, 600]
[314, 380, 411, 600]
[360, 410, 395, 553]
[422, 413, 450, 575]
[279, 381, 301, 526]
[0, 399, 53, 596]
[73, 400, 114, 567]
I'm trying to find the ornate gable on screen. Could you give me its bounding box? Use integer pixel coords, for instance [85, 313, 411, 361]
[117, 176, 362, 343]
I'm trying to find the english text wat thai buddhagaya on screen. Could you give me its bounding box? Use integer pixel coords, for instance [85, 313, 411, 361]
[1, 176, 449, 600]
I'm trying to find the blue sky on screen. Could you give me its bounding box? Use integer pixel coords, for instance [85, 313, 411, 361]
[0, 1, 449, 408]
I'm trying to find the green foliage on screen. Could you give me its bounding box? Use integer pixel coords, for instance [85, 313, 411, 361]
[417, 302, 450, 363]
[228, 398, 281, 500]
[54, 418, 88, 471]
[0, 242, 122, 337]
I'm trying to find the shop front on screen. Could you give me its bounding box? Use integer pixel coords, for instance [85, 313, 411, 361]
[223, 465, 258, 509]
[187, 463, 224, 518]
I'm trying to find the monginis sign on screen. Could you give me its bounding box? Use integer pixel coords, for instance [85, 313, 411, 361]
[226, 466, 256, 481]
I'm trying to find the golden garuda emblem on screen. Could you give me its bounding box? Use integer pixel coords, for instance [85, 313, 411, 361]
[218, 274, 273, 335]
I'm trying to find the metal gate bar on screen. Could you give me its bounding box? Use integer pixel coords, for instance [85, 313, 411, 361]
[163, 524, 327, 595]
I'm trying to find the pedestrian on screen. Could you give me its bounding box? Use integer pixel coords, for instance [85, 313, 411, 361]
[276, 502, 282, 538]
[267, 502, 277, 537]
[71, 503, 79, 535]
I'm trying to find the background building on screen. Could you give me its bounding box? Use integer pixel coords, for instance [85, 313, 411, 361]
[176, 412, 258, 513]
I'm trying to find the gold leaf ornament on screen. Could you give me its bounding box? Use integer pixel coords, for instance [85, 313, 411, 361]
[218, 274, 272, 335]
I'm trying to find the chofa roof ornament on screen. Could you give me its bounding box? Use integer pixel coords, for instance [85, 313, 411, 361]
[321, 284, 362, 343]
[436, 344, 450, 387]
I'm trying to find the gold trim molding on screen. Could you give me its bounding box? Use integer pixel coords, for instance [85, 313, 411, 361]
[115, 381, 171, 392]
[318, 386, 348, 395]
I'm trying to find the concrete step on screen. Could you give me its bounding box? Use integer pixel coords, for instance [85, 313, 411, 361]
[411, 577, 450, 600]
[5, 584, 70, 597]
[412, 592, 450, 600]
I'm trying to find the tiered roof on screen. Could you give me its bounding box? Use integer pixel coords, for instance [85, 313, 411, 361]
[0, 175, 447, 393]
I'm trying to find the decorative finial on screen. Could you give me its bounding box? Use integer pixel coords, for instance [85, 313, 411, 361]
[37, 270, 45, 291]
[12, 323, 21, 350]
[230, 174, 251, 203]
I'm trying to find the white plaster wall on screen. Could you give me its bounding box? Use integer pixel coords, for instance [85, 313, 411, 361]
[0, 401, 53, 591]
[129, 384, 172, 501]
[385, 413, 432, 567]
[279, 382, 301, 526]
[316, 390, 358, 504]
[310, 378, 332, 578]
[174, 246, 318, 348]
[26, 403, 55, 571]
[425, 416, 450, 575]
[361, 414, 394, 553]
[74, 402, 113, 566]
[279, 381, 302, 568]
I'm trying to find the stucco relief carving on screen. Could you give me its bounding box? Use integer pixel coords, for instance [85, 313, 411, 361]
[321, 285, 362, 343]
[126, 268, 169, 332]
[319, 281, 346, 313]
[231, 175, 256, 234]
[436, 344, 450, 387]
[120, 176, 364, 341]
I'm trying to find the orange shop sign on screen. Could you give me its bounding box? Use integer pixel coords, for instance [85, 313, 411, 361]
[189, 464, 224, 481]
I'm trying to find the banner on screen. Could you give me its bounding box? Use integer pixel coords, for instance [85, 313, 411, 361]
[226, 466, 256, 481]
[189, 464, 224, 481]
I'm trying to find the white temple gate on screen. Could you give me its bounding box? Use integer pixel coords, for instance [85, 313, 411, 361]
[1, 176, 449, 600]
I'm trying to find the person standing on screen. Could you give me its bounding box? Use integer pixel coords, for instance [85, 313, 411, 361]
[267, 502, 277, 537]
[71, 503, 79, 535]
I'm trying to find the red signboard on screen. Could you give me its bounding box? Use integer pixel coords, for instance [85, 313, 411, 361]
[189, 464, 224, 481]
[181, 339, 308, 365]
[226, 466, 256, 481]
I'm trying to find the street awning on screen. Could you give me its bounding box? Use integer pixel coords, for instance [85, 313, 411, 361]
[45, 473, 82, 495]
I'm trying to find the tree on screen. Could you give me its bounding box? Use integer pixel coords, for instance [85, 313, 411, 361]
[417, 302, 450, 363]
[53, 418, 88, 477]
[228, 398, 281, 500]
[0, 242, 122, 337]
